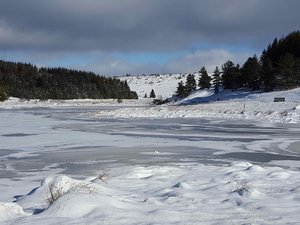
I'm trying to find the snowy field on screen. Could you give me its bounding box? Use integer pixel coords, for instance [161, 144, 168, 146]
[119, 73, 201, 98]
[1, 101, 300, 224]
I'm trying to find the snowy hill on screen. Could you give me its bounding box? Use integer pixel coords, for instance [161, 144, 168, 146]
[119, 73, 201, 98]
[93, 87, 300, 123]
[179, 88, 300, 104]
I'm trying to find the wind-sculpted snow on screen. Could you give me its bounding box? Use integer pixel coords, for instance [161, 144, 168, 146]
[1, 162, 300, 224]
[0, 203, 29, 222]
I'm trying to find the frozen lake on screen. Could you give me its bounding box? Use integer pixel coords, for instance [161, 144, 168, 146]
[1, 106, 300, 184]
[1, 105, 300, 224]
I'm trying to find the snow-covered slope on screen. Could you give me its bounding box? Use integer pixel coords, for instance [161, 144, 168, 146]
[119, 73, 201, 98]
[94, 87, 300, 123]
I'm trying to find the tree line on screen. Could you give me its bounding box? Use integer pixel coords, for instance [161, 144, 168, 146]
[176, 31, 300, 98]
[0, 61, 138, 101]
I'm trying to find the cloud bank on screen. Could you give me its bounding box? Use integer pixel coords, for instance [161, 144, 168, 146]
[0, 0, 299, 75]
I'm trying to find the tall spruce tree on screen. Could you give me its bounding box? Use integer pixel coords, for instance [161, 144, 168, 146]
[212, 67, 222, 93]
[261, 57, 276, 91]
[150, 89, 156, 98]
[222, 61, 241, 90]
[185, 74, 196, 94]
[241, 55, 262, 90]
[198, 67, 211, 89]
[277, 53, 299, 89]
[175, 81, 187, 98]
[260, 31, 300, 90]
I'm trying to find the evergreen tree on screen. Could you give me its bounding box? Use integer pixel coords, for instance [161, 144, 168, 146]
[150, 89, 156, 98]
[260, 31, 300, 90]
[263, 31, 300, 63]
[222, 61, 241, 90]
[198, 67, 211, 89]
[144, 93, 148, 98]
[261, 57, 276, 91]
[185, 74, 196, 94]
[241, 55, 262, 90]
[277, 53, 299, 89]
[212, 67, 222, 93]
[0, 87, 7, 101]
[175, 81, 187, 98]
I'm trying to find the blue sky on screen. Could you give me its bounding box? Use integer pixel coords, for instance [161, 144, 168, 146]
[0, 0, 299, 75]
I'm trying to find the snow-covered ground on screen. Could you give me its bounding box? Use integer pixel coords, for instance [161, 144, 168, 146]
[1, 105, 300, 224]
[2, 162, 300, 224]
[118, 74, 300, 124]
[91, 88, 300, 124]
[119, 73, 201, 98]
[0, 97, 152, 110]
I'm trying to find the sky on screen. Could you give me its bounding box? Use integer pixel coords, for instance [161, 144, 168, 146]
[0, 0, 299, 76]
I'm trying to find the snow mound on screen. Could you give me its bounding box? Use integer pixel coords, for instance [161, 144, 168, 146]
[245, 165, 265, 172]
[44, 194, 100, 218]
[0, 202, 29, 221]
[16, 175, 98, 215]
[183, 89, 214, 101]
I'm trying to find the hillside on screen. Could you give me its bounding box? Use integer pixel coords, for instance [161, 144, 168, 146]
[119, 73, 201, 98]
[92, 85, 300, 123]
[0, 60, 138, 100]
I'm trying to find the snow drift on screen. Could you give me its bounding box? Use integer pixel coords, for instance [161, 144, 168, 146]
[1, 162, 300, 224]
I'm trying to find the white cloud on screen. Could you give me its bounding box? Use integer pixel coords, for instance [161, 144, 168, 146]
[75, 49, 251, 75]
[163, 49, 250, 73]
[0, 48, 252, 76]
[75, 58, 162, 76]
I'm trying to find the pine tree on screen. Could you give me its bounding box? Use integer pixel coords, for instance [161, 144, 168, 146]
[277, 53, 299, 89]
[198, 67, 211, 89]
[0, 88, 7, 102]
[185, 74, 196, 94]
[150, 89, 156, 98]
[241, 55, 261, 90]
[260, 31, 300, 90]
[144, 93, 148, 98]
[212, 67, 222, 93]
[222, 61, 241, 90]
[175, 81, 187, 98]
[261, 57, 276, 91]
